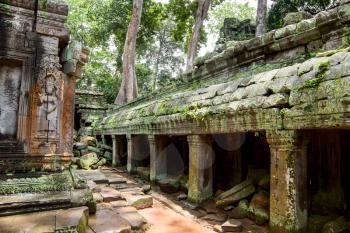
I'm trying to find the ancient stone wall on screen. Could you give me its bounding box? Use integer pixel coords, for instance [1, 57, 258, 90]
[0, 0, 88, 172]
[75, 90, 108, 136]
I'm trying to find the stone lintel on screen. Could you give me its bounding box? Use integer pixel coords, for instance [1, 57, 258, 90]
[187, 135, 214, 204]
[266, 130, 308, 233]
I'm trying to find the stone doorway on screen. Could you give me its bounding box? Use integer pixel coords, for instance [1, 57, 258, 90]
[0, 59, 22, 142]
[305, 130, 350, 231]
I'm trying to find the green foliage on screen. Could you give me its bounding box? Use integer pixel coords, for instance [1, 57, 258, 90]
[207, 0, 255, 35]
[267, 0, 337, 30]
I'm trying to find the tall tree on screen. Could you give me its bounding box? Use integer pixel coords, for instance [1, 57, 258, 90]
[186, 0, 211, 72]
[115, 0, 144, 104]
[256, 0, 267, 36]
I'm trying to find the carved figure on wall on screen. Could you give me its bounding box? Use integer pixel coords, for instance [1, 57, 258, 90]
[37, 72, 61, 139]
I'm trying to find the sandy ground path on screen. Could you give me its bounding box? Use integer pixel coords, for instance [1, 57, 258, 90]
[139, 200, 215, 233]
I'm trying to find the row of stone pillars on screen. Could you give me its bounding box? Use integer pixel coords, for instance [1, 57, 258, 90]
[110, 131, 308, 233]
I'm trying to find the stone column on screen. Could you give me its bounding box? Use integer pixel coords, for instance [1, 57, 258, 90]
[187, 135, 214, 204]
[266, 130, 308, 233]
[148, 135, 170, 183]
[112, 135, 124, 167]
[127, 135, 137, 174]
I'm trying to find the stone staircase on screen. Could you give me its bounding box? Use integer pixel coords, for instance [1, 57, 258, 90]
[0, 206, 89, 233]
[0, 169, 153, 233]
[0, 192, 72, 217]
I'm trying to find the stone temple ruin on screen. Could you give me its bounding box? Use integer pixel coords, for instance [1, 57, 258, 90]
[0, 0, 88, 171]
[88, 1, 350, 232]
[2, 0, 350, 233]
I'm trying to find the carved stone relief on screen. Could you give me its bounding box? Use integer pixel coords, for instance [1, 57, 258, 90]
[35, 55, 62, 140]
[0, 59, 22, 141]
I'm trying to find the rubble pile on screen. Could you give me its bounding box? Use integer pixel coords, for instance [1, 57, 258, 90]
[215, 175, 270, 226]
[72, 136, 112, 170]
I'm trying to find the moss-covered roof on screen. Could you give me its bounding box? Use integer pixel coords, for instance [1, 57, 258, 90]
[95, 49, 350, 135]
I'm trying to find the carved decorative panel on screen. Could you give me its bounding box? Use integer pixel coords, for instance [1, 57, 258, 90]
[0, 59, 22, 141]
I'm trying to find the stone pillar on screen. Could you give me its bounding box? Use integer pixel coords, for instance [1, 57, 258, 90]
[148, 135, 170, 183]
[127, 135, 137, 174]
[187, 135, 214, 204]
[266, 130, 308, 233]
[112, 135, 124, 167]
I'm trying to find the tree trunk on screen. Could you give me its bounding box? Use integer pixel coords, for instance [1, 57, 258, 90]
[256, 0, 267, 36]
[186, 0, 211, 72]
[153, 30, 165, 91]
[115, 0, 143, 105]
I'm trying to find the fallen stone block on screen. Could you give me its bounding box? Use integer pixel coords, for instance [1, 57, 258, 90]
[91, 158, 107, 170]
[80, 136, 97, 147]
[141, 185, 151, 194]
[177, 193, 187, 201]
[221, 219, 243, 232]
[123, 193, 153, 210]
[79, 153, 99, 170]
[74, 142, 88, 150]
[215, 180, 256, 207]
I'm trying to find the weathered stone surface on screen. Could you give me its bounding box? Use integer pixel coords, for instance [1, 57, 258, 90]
[103, 151, 113, 161]
[284, 11, 312, 26]
[0, 207, 89, 233]
[202, 213, 227, 223]
[78, 153, 99, 170]
[56, 207, 89, 233]
[158, 177, 180, 193]
[71, 189, 96, 214]
[88, 208, 131, 233]
[216, 180, 256, 207]
[93, 193, 104, 203]
[101, 144, 113, 151]
[91, 158, 107, 169]
[123, 193, 153, 209]
[81, 136, 98, 147]
[110, 200, 129, 208]
[74, 142, 88, 150]
[322, 217, 349, 233]
[114, 206, 147, 230]
[221, 219, 243, 232]
[100, 187, 123, 202]
[109, 178, 127, 185]
[177, 193, 188, 201]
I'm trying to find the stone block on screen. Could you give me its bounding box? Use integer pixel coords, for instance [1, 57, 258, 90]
[114, 206, 147, 230]
[56, 206, 89, 233]
[123, 193, 153, 210]
[221, 219, 243, 232]
[88, 208, 131, 233]
[100, 187, 123, 202]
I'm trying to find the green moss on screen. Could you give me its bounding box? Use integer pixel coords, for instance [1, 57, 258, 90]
[0, 171, 74, 195]
[303, 60, 330, 89]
